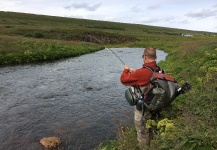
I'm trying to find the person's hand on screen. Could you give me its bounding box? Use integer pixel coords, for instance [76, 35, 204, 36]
[124, 65, 130, 70]
[124, 65, 135, 73]
[129, 67, 135, 72]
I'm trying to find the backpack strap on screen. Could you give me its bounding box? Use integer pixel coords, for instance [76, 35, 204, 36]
[139, 67, 154, 114]
[140, 66, 154, 99]
[140, 66, 159, 113]
[143, 66, 154, 73]
[143, 65, 164, 73]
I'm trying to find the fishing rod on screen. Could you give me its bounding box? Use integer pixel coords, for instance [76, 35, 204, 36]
[87, 35, 125, 65]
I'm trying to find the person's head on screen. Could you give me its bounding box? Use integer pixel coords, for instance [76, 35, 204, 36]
[142, 47, 156, 63]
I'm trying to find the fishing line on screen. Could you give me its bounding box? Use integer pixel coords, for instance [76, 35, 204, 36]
[87, 35, 125, 65]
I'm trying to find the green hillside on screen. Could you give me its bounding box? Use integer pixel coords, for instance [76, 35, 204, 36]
[0, 11, 216, 65]
[0, 11, 216, 150]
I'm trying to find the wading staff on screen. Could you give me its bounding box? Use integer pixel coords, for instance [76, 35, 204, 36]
[87, 35, 125, 65]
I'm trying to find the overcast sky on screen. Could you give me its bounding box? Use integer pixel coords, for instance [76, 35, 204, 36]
[1, 0, 217, 33]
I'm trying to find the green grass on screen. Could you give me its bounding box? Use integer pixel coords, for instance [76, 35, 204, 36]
[0, 11, 217, 150]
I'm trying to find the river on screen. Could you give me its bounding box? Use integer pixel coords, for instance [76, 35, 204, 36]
[0, 48, 167, 150]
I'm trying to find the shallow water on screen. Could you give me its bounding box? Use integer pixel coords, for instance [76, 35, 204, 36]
[0, 48, 167, 150]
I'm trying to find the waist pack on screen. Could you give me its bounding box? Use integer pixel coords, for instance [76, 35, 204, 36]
[125, 85, 149, 106]
[125, 66, 178, 112]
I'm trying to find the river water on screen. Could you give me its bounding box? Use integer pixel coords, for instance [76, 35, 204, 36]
[0, 48, 167, 150]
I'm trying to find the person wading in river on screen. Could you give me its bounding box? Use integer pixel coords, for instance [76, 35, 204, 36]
[120, 47, 162, 149]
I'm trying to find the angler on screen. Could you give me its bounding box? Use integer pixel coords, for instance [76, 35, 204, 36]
[120, 47, 191, 149]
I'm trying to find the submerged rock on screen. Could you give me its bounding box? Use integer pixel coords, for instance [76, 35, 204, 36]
[83, 86, 94, 91]
[40, 137, 61, 149]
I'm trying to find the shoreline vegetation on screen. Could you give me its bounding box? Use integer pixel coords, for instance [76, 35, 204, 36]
[1, 11, 217, 149]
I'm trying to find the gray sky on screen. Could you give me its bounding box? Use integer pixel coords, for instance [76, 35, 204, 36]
[1, 0, 217, 32]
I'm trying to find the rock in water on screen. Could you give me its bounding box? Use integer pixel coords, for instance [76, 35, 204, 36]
[84, 86, 94, 90]
[40, 137, 61, 149]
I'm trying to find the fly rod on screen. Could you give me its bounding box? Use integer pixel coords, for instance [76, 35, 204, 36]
[87, 35, 125, 65]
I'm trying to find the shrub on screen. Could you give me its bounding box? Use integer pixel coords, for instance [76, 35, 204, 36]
[33, 32, 44, 38]
[24, 33, 33, 37]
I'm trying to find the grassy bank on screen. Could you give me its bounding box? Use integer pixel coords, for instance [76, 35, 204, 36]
[0, 35, 104, 65]
[1, 11, 217, 150]
[150, 40, 217, 149]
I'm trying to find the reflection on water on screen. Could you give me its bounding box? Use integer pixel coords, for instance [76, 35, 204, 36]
[0, 48, 167, 150]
